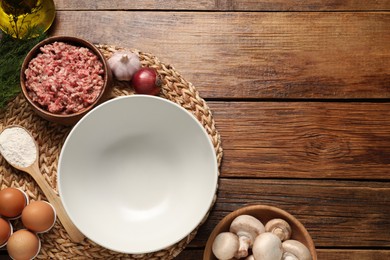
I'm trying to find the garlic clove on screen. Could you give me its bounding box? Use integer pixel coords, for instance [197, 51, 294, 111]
[128, 55, 141, 77]
[108, 52, 141, 81]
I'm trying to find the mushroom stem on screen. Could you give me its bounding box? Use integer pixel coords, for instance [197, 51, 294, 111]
[236, 235, 251, 258]
[229, 215, 265, 258]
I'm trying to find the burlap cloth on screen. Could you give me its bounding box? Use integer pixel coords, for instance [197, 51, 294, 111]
[0, 45, 223, 259]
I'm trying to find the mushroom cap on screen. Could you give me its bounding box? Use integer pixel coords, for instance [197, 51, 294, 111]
[212, 232, 240, 260]
[229, 215, 265, 241]
[282, 239, 312, 260]
[265, 218, 292, 241]
[252, 232, 283, 260]
[282, 252, 299, 260]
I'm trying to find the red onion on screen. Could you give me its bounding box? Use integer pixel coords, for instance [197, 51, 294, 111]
[132, 68, 162, 95]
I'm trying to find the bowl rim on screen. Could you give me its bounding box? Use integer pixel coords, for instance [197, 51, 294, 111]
[58, 94, 219, 254]
[20, 35, 110, 119]
[203, 204, 317, 260]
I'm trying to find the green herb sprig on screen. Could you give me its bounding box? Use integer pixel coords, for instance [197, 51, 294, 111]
[0, 28, 46, 109]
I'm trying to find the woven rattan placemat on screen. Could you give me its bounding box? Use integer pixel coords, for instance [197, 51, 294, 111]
[0, 45, 223, 259]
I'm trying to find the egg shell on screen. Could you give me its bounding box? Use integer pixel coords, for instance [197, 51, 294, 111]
[7, 229, 40, 260]
[0, 218, 12, 247]
[0, 188, 28, 219]
[21, 200, 56, 233]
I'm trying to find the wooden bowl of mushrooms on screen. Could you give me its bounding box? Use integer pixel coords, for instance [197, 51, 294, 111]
[204, 205, 317, 260]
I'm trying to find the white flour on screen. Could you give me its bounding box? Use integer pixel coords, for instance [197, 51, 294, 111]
[0, 127, 37, 168]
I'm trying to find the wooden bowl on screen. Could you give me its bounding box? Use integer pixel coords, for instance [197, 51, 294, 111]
[20, 36, 113, 125]
[204, 204, 317, 260]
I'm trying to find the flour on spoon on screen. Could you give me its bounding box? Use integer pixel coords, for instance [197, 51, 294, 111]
[0, 127, 37, 168]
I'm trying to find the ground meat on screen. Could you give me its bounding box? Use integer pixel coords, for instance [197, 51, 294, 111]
[25, 41, 104, 114]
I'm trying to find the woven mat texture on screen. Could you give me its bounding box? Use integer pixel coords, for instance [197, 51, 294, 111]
[0, 45, 223, 259]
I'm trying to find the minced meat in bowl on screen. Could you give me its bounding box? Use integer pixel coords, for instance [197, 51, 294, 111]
[25, 41, 104, 114]
[20, 36, 112, 125]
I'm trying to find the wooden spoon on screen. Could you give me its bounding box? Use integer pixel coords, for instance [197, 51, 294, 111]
[0, 126, 85, 243]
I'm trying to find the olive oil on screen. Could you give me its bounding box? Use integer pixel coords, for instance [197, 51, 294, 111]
[0, 0, 55, 39]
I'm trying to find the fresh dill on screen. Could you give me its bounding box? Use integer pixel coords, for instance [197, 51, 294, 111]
[0, 28, 47, 109]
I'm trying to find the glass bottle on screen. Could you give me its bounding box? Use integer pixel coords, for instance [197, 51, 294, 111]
[0, 0, 55, 39]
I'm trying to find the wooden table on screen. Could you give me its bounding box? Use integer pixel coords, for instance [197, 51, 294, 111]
[3, 1, 390, 259]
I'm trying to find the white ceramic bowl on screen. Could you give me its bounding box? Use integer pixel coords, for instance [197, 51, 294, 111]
[58, 95, 218, 254]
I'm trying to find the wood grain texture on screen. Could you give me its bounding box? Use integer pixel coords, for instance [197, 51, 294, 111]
[4, 2, 388, 258]
[54, 0, 390, 11]
[50, 11, 390, 99]
[175, 249, 390, 260]
[191, 179, 390, 247]
[209, 102, 390, 179]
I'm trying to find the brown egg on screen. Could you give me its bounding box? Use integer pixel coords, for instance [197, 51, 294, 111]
[21, 201, 56, 233]
[0, 218, 12, 247]
[7, 229, 40, 260]
[0, 188, 28, 218]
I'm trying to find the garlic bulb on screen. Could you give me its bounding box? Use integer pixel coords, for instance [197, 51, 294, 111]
[108, 52, 141, 81]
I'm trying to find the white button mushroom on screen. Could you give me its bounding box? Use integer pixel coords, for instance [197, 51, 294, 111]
[229, 215, 265, 258]
[212, 232, 240, 260]
[282, 240, 312, 260]
[265, 218, 292, 241]
[245, 255, 255, 260]
[252, 232, 283, 260]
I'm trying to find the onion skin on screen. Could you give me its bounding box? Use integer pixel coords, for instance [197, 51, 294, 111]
[132, 68, 162, 95]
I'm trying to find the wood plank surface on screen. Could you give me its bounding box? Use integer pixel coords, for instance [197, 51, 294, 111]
[51, 11, 390, 99]
[209, 102, 390, 179]
[2, 1, 388, 258]
[54, 0, 390, 11]
[192, 179, 390, 247]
